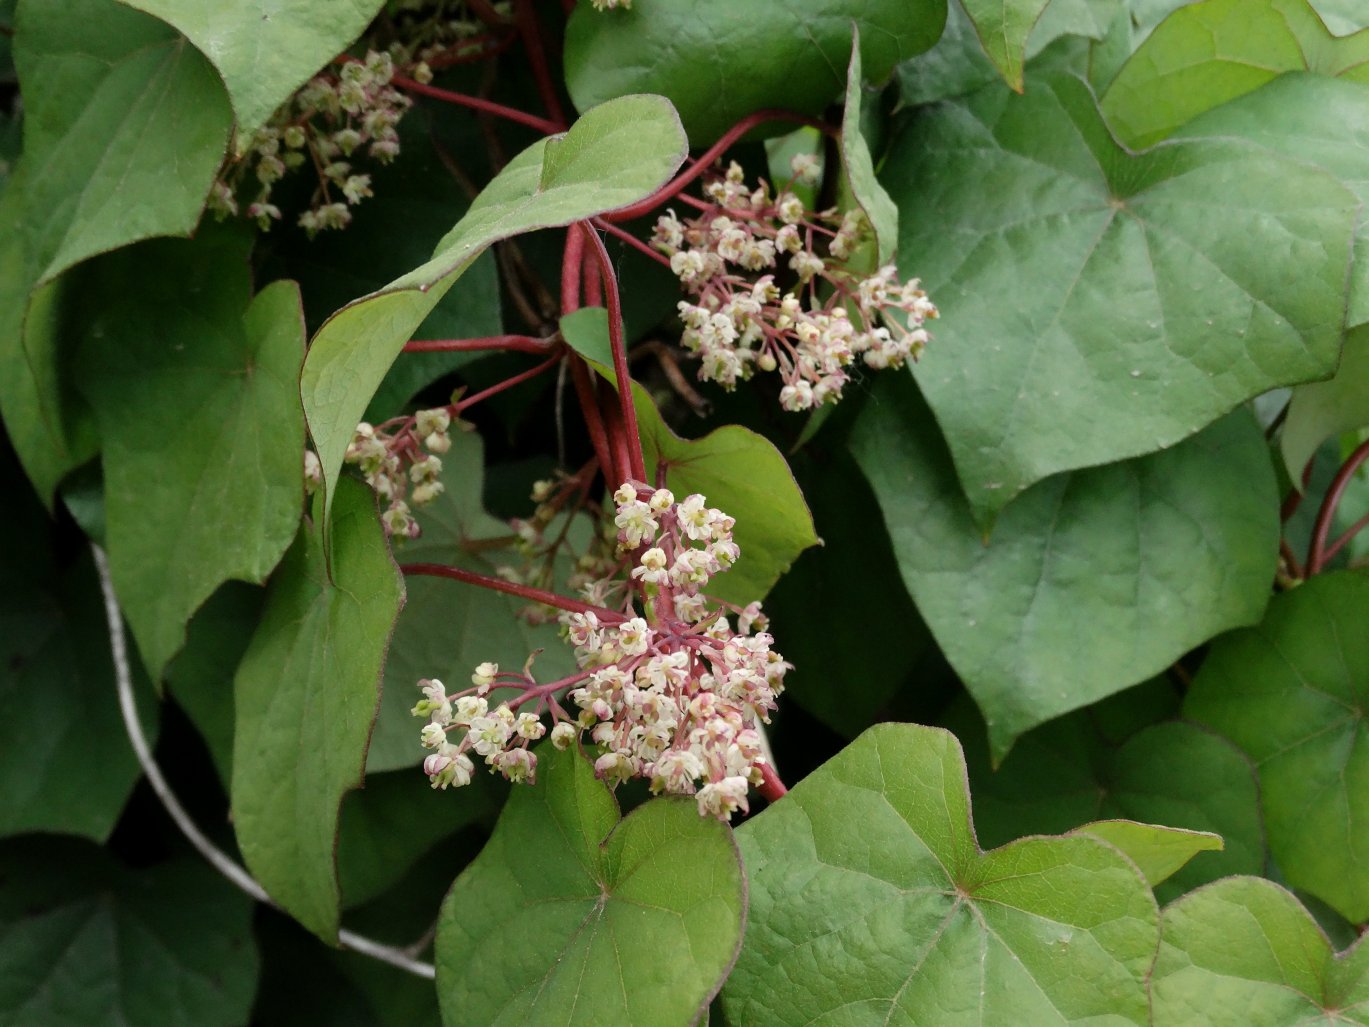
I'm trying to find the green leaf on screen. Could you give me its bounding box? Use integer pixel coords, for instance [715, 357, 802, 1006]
[944, 690, 1267, 902]
[841, 28, 898, 266]
[0, 0, 232, 502]
[434, 745, 745, 1027]
[1284, 325, 1369, 479]
[118, 0, 386, 141]
[959, 0, 1053, 90]
[883, 71, 1355, 523]
[560, 306, 819, 604]
[724, 723, 1158, 1024]
[1185, 570, 1369, 923]
[0, 839, 258, 1027]
[73, 231, 306, 681]
[563, 0, 946, 145]
[1099, 0, 1369, 151]
[301, 93, 687, 538]
[1073, 820, 1223, 888]
[231, 476, 405, 941]
[1312, 0, 1369, 33]
[0, 486, 158, 841]
[852, 374, 1279, 757]
[364, 428, 576, 772]
[1151, 876, 1369, 1024]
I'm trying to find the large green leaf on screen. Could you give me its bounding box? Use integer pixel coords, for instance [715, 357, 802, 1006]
[0, 839, 258, 1027]
[301, 93, 687, 538]
[560, 306, 818, 605]
[944, 693, 1266, 902]
[0, 0, 232, 502]
[1151, 876, 1369, 1024]
[883, 70, 1356, 524]
[119, 0, 385, 140]
[364, 428, 575, 772]
[74, 231, 305, 681]
[434, 745, 745, 1027]
[0, 468, 158, 840]
[852, 374, 1279, 758]
[231, 476, 405, 941]
[1185, 570, 1369, 923]
[1099, 0, 1369, 151]
[724, 723, 1159, 1025]
[563, 0, 946, 144]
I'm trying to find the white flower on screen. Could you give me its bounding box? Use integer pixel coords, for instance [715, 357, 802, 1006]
[696, 776, 751, 819]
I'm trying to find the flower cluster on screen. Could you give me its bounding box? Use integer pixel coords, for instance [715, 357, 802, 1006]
[209, 51, 414, 236]
[387, 0, 514, 66]
[652, 159, 939, 411]
[344, 407, 460, 538]
[414, 483, 788, 820]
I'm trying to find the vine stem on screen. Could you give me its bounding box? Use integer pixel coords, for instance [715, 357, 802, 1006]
[91, 545, 436, 980]
[454, 352, 562, 414]
[758, 761, 788, 802]
[592, 216, 672, 267]
[581, 222, 647, 483]
[404, 333, 555, 354]
[1307, 437, 1369, 574]
[391, 73, 562, 135]
[513, 0, 567, 129]
[401, 562, 628, 622]
[601, 109, 836, 224]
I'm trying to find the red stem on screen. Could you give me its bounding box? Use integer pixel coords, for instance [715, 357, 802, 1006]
[599, 383, 635, 487]
[758, 762, 788, 802]
[592, 216, 672, 267]
[455, 353, 561, 413]
[402, 563, 627, 621]
[561, 227, 585, 314]
[568, 357, 614, 482]
[425, 33, 518, 68]
[392, 74, 562, 135]
[1306, 438, 1369, 574]
[1324, 509, 1369, 564]
[602, 109, 836, 224]
[1281, 459, 1317, 523]
[582, 245, 603, 307]
[513, 0, 568, 129]
[404, 334, 555, 355]
[580, 223, 647, 482]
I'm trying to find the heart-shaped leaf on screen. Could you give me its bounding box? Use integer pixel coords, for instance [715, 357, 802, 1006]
[433, 745, 745, 1027]
[560, 306, 818, 605]
[882, 70, 1356, 523]
[231, 476, 405, 941]
[0, 838, 258, 1027]
[943, 692, 1266, 901]
[563, 0, 946, 145]
[74, 230, 306, 681]
[959, 0, 1054, 90]
[724, 723, 1159, 1024]
[1100, 0, 1369, 150]
[301, 93, 687, 538]
[1184, 570, 1369, 922]
[0, 0, 232, 502]
[119, 0, 386, 140]
[852, 373, 1279, 757]
[1151, 876, 1369, 1024]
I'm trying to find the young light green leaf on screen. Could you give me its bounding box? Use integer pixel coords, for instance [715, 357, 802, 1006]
[852, 374, 1279, 758]
[947, 693, 1266, 902]
[560, 306, 819, 604]
[959, 0, 1053, 90]
[0, 839, 258, 1027]
[0, 0, 232, 503]
[883, 70, 1356, 524]
[434, 745, 745, 1027]
[364, 428, 575, 772]
[74, 231, 306, 682]
[0, 484, 159, 841]
[118, 0, 386, 141]
[1312, 0, 1369, 33]
[1151, 876, 1369, 1024]
[232, 477, 405, 942]
[1100, 0, 1369, 150]
[841, 27, 898, 266]
[725, 723, 1159, 1025]
[301, 94, 687, 539]
[563, 0, 946, 144]
[1073, 820, 1223, 888]
[1185, 570, 1369, 923]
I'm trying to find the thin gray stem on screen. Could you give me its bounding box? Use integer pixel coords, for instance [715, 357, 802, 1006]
[92, 544, 437, 981]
